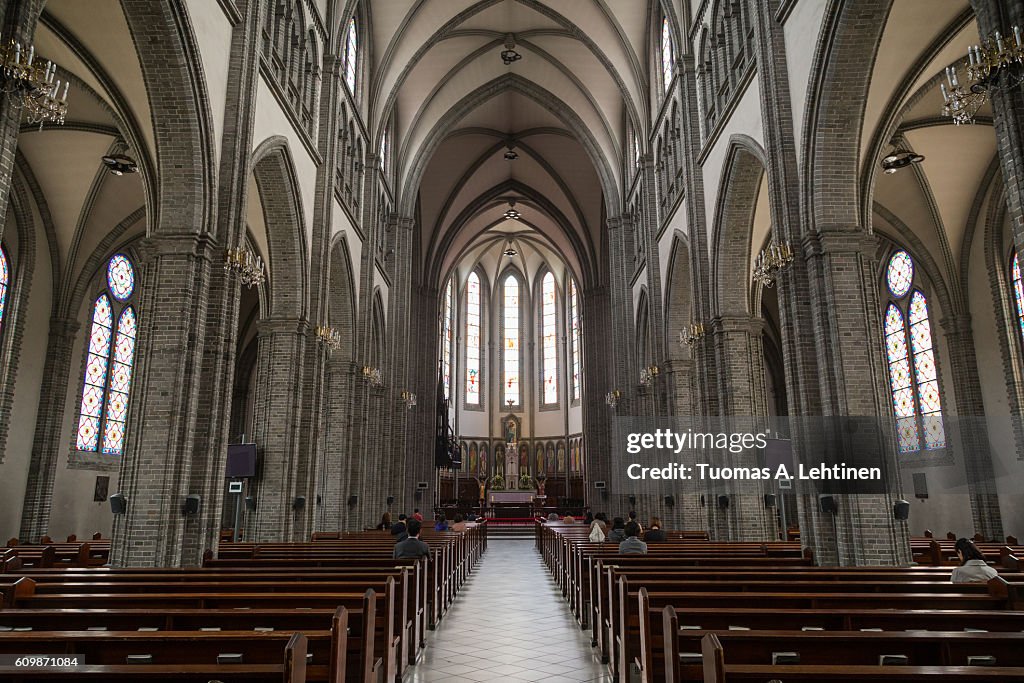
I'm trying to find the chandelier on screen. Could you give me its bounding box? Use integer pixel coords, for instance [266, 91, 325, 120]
[361, 365, 383, 387]
[225, 246, 265, 288]
[605, 389, 621, 408]
[401, 391, 417, 409]
[0, 41, 69, 128]
[501, 34, 522, 65]
[315, 325, 341, 352]
[679, 322, 705, 347]
[752, 239, 793, 288]
[639, 365, 659, 387]
[503, 200, 521, 221]
[942, 26, 1024, 125]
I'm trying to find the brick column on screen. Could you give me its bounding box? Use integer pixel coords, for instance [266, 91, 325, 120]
[0, 0, 44, 244]
[940, 314, 1003, 539]
[320, 358, 355, 529]
[386, 215, 415, 509]
[247, 317, 308, 542]
[19, 317, 79, 541]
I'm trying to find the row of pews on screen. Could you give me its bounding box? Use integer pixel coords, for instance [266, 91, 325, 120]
[4, 535, 112, 569]
[0, 524, 486, 682]
[538, 521, 1024, 682]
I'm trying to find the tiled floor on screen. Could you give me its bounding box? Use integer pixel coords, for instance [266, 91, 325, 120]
[405, 539, 611, 682]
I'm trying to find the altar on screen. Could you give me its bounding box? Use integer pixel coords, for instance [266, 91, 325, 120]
[489, 491, 534, 505]
[489, 490, 534, 519]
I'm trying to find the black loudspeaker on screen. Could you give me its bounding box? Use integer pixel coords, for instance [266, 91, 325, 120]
[628, 495, 636, 506]
[763, 494, 777, 508]
[386, 496, 395, 506]
[109, 493, 127, 514]
[819, 495, 837, 514]
[700, 495, 705, 507]
[244, 496, 257, 511]
[717, 495, 730, 509]
[664, 495, 675, 507]
[182, 495, 201, 515]
[347, 495, 358, 507]
[226, 444, 258, 478]
[893, 499, 910, 521]
[292, 496, 306, 511]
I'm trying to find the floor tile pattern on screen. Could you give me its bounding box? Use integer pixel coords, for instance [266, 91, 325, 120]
[405, 539, 610, 682]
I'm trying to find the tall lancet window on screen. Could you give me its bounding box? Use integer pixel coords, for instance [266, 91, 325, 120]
[465, 272, 481, 404]
[1012, 252, 1024, 344]
[343, 17, 357, 93]
[0, 246, 9, 336]
[76, 254, 139, 455]
[503, 275, 520, 406]
[441, 278, 453, 400]
[661, 16, 674, 90]
[541, 272, 558, 404]
[883, 250, 944, 453]
[379, 130, 388, 174]
[570, 278, 581, 401]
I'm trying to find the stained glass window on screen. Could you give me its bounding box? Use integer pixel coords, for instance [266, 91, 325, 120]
[0, 246, 9, 336]
[1012, 252, 1024, 343]
[570, 279, 580, 401]
[441, 278, 453, 400]
[466, 272, 481, 404]
[882, 250, 943, 453]
[344, 17, 357, 93]
[541, 273, 557, 404]
[661, 17, 674, 90]
[504, 275, 520, 406]
[76, 255, 139, 454]
[886, 250, 913, 297]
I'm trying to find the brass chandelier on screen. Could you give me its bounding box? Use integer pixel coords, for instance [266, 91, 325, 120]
[0, 41, 69, 128]
[942, 25, 1023, 125]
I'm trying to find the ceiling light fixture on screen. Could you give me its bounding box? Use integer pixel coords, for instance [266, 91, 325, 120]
[0, 40, 69, 128]
[504, 149, 518, 160]
[503, 200, 521, 221]
[942, 26, 1024, 125]
[503, 239, 518, 257]
[102, 154, 138, 176]
[501, 33, 522, 66]
[881, 151, 925, 174]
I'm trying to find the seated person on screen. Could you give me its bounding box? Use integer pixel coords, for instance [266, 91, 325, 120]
[376, 512, 392, 531]
[607, 517, 626, 543]
[563, 515, 576, 524]
[619, 521, 647, 555]
[644, 516, 666, 542]
[412, 508, 424, 522]
[390, 514, 408, 542]
[394, 519, 431, 559]
[450, 514, 467, 532]
[434, 513, 449, 532]
[951, 537, 998, 583]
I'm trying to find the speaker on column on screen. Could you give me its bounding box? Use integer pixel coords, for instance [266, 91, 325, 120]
[182, 495, 201, 515]
[819, 495, 837, 514]
[663, 495, 675, 507]
[109, 493, 127, 514]
[893, 499, 910, 521]
[292, 496, 306, 511]
[763, 494, 777, 508]
[717, 495, 730, 509]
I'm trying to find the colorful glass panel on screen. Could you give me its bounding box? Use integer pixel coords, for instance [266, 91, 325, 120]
[541, 273, 557, 404]
[102, 307, 136, 455]
[504, 275, 520, 406]
[883, 303, 918, 452]
[0, 247, 8, 335]
[661, 17, 673, 90]
[908, 290, 943, 448]
[344, 18, 357, 93]
[465, 272, 481, 404]
[441, 278, 453, 400]
[76, 295, 113, 451]
[106, 254, 135, 301]
[570, 279, 581, 401]
[1013, 252, 1024, 342]
[886, 250, 913, 298]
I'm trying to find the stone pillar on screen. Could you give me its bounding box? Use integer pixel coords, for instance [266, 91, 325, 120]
[247, 317, 309, 542]
[19, 318, 80, 541]
[971, 0, 1024, 253]
[320, 358, 355, 529]
[940, 314, 1003, 539]
[384, 215, 415, 510]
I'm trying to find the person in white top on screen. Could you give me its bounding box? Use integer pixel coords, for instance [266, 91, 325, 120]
[950, 537, 999, 583]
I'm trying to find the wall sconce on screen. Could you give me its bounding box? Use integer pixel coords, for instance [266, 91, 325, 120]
[679, 322, 706, 347]
[605, 390, 621, 408]
[639, 365, 659, 387]
[360, 366, 383, 387]
[401, 391, 417, 409]
[752, 240, 793, 288]
[225, 246, 265, 288]
[315, 325, 341, 352]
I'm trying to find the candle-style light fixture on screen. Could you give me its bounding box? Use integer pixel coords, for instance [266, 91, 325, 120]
[942, 25, 1024, 125]
[639, 365, 659, 387]
[400, 391, 417, 409]
[0, 40, 69, 128]
[360, 366, 383, 387]
[605, 389, 621, 408]
[679, 322, 706, 347]
[752, 239, 793, 288]
[225, 246, 265, 288]
[315, 325, 341, 352]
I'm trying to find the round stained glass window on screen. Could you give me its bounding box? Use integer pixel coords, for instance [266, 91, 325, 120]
[886, 250, 913, 298]
[107, 254, 134, 301]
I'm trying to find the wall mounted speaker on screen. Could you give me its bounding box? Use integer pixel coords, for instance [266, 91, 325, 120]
[109, 493, 127, 514]
[663, 495, 675, 507]
[628, 495, 636, 507]
[182, 495, 201, 515]
[763, 494, 777, 508]
[819, 495, 837, 514]
[386, 496, 395, 506]
[347, 495, 358, 507]
[717, 495, 730, 509]
[700, 494, 705, 507]
[893, 499, 910, 521]
[292, 496, 306, 511]
[244, 496, 257, 511]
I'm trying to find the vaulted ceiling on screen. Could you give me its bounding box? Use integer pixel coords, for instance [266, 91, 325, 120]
[364, 0, 657, 286]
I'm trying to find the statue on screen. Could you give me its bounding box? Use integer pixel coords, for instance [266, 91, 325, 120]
[473, 475, 487, 505]
[506, 447, 519, 489]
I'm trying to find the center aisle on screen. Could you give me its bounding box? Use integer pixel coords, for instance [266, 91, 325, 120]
[407, 539, 610, 682]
